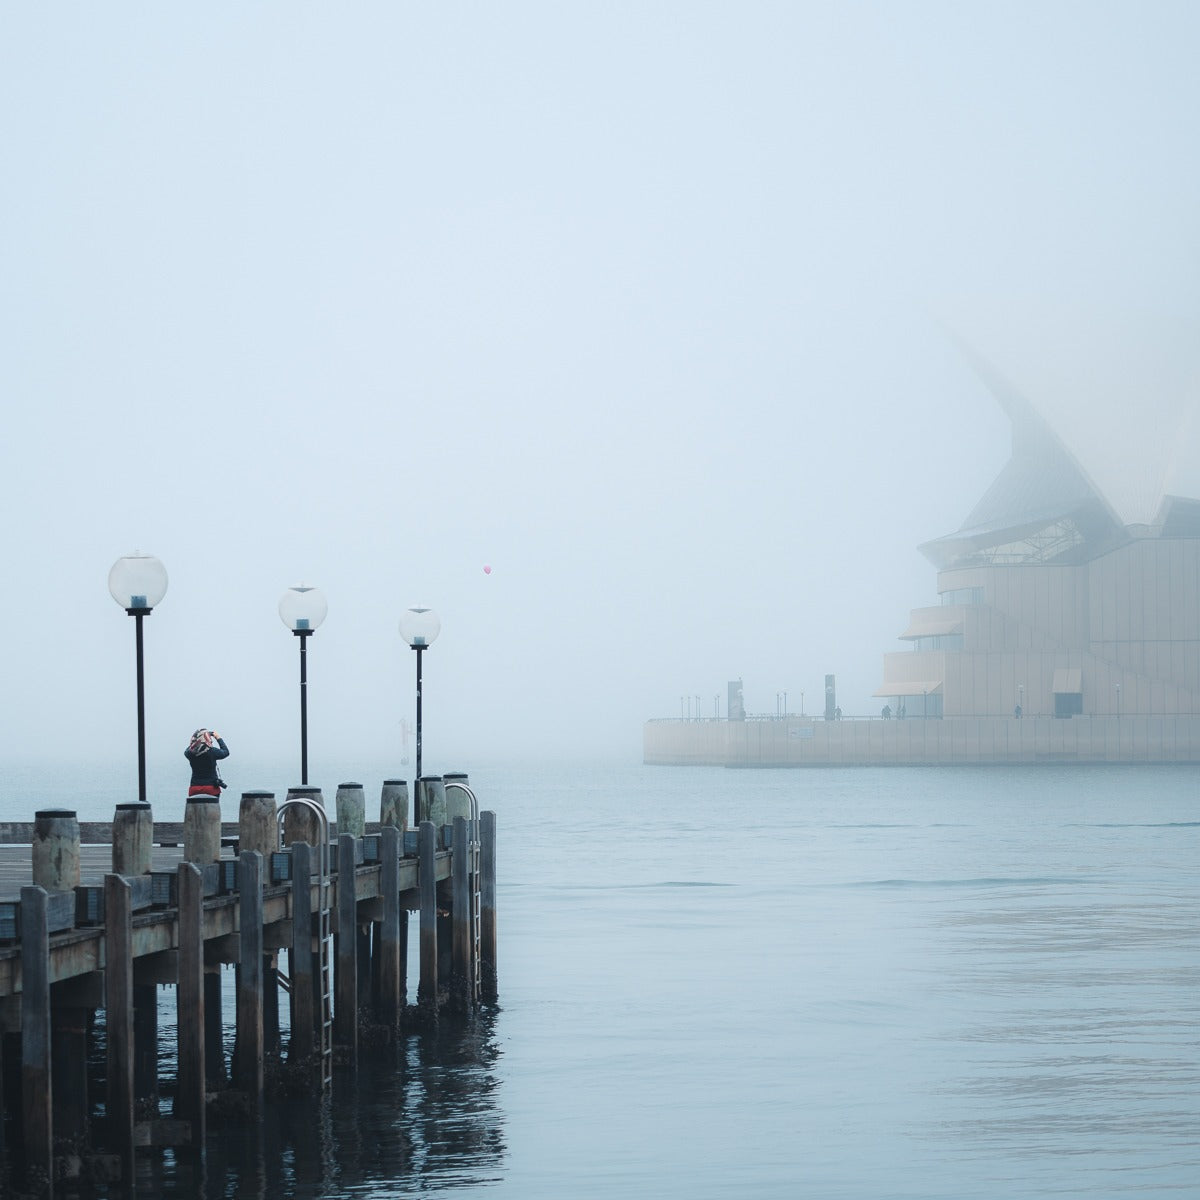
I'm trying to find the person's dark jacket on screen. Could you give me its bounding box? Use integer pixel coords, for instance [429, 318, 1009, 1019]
[185, 738, 229, 787]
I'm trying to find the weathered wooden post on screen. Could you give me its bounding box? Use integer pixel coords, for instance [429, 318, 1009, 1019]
[104, 874, 135, 1185]
[238, 791, 279, 1055]
[183, 795, 224, 1089]
[20, 885, 52, 1197]
[480, 810, 498, 1002]
[235, 851, 264, 1102]
[335, 834, 358, 1064]
[380, 779, 408, 831]
[289, 841, 315, 1061]
[417, 776, 447, 827]
[335, 783, 365, 838]
[444, 773, 472, 823]
[183, 795, 221, 864]
[32, 809, 80, 892]
[418, 820, 438, 1018]
[175, 863, 205, 1157]
[282, 786, 324, 849]
[238, 791, 277, 858]
[379, 825, 402, 1029]
[112, 802, 153, 875]
[451, 816, 472, 1012]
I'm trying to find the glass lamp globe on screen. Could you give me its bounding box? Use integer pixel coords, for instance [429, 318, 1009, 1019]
[108, 553, 169, 612]
[399, 605, 441, 648]
[279, 584, 328, 633]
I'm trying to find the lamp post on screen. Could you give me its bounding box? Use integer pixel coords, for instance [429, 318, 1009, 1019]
[279, 585, 328, 786]
[108, 553, 168, 804]
[1116, 682, 1121, 719]
[399, 605, 441, 821]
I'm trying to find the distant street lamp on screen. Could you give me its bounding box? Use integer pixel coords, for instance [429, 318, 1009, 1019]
[399, 605, 441, 821]
[1116, 682, 1121, 719]
[279, 585, 328, 785]
[108, 553, 168, 804]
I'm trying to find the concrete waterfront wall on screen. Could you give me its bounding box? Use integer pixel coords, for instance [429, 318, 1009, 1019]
[643, 716, 1200, 766]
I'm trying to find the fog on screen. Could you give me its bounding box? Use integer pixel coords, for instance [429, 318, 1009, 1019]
[2, 4, 1197, 779]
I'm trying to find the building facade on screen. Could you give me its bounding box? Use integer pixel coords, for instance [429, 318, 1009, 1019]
[875, 356, 1200, 724]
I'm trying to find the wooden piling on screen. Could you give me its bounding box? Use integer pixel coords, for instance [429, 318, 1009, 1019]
[133, 986, 158, 1104]
[238, 791, 277, 857]
[205, 969, 225, 1087]
[32, 809, 80, 893]
[104, 875, 135, 1185]
[51, 1003, 89, 1151]
[379, 779, 408, 831]
[282, 787, 324, 849]
[417, 777, 447, 827]
[20, 885, 53, 1197]
[289, 841, 315, 1060]
[335, 834, 357, 1063]
[112, 803, 153, 876]
[451, 816, 472, 1012]
[379, 826, 401, 1029]
[335, 783, 365, 839]
[418, 821, 438, 1013]
[174, 863, 205, 1155]
[235, 852, 263, 1101]
[480, 810, 498, 1001]
[237, 793, 278, 1058]
[183, 796, 221, 864]
[444, 773, 472, 823]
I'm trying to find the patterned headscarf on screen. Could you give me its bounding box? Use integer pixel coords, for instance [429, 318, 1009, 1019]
[188, 728, 213, 755]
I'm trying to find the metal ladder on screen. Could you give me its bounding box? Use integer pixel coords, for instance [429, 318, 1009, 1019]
[444, 781, 482, 1002]
[276, 797, 333, 1087]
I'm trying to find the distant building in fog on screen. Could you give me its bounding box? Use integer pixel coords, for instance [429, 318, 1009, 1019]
[875, 354, 1200, 722]
[646, 352, 1200, 765]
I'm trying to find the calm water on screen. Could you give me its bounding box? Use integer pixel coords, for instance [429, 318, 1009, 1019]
[2, 761, 1198, 1198]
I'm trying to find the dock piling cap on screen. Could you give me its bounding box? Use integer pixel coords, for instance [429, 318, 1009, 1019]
[35, 809, 77, 819]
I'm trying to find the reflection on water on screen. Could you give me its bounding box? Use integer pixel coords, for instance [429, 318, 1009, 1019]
[131, 1014, 505, 1200]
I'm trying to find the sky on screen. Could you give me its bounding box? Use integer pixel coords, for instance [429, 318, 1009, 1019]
[2, 3, 1198, 782]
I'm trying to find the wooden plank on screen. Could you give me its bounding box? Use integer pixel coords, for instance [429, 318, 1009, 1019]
[104, 876, 135, 1185]
[418, 822, 437, 1012]
[235, 851, 263, 1101]
[20, 885, 53, 1196]
[173, 863, 205, 1156]
[480, 811, 497, 1001]
[335, 835, 357, 1062]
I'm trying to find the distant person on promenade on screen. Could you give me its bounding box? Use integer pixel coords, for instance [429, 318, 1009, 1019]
[186, 728, 229, 797]
[881, 704, 892, 719]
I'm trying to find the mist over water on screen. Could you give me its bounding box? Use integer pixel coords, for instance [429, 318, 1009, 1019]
[3, 761, 1195, 1198]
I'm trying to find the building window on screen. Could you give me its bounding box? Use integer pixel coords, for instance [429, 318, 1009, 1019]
[887, 693, 943, 718]
[940, 587, 983, 606]
[911, 634, 963, 652]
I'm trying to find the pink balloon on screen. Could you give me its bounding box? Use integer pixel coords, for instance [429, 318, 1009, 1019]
[483, 565, 492, 574]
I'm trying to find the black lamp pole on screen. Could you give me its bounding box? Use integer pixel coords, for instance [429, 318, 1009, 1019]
[412, 642, 424, 822]
[129, 607, 150, 804]
[296, 628, 312, 785]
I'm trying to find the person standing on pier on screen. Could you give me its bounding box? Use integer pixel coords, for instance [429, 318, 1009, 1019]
[185, 728, 229, 797]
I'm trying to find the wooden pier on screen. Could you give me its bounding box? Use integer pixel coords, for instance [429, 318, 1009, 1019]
[0, 784, 498, 1198]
